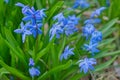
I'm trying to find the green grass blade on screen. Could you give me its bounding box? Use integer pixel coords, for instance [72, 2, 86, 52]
[95, 56, 117, 72]
[0, 60, 30, 80]
[94, 50, 120, 59]
[37, 60, 72, 80]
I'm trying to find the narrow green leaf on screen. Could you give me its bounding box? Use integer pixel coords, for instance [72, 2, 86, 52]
[58, 36, 66, 60]
[35, 43, 51, 63]
[70, 73, 86, 80]
[100, 18, 118, 34]
[61, 67, 78, 80]
[0, 60, 30, 80]
[103, 28, 117, 38]
[4, 40, 27, 66]
[94, 50, 120, 58]
[95, 56, 117, 72]
[38, 60, 72, 80]
[0, 68, 9, 77]
[4, 28, 18, 47]
[36, 0, 42, 9]
[0, 75, 9, 80]
[46, 1, 64, 22]
[98, 38, 115, 47]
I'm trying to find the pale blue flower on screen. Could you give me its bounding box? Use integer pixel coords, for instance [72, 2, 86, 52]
[4, 0, 9, 4]
[84, 18, 101, 24]
[73, 0, 89, 9]
[82, 24, 95, 39]
[39, 9, 46, 18]
[15, 2, 30, 15]
[78, 57, 96, 74]
[50, 14, 79, 40]
[53, 13, 66, 24]
[91, 30, 102, 43]
[15, 2, 25, 7]
[29, 67, 40, 77]
[91, 7, 106, 18]
[68, 15, 80, 25]
[60, 46, 74, 61]
[29, 58, 35, 67]
[22, 7, 43, 24]
[49, 23, 63, 40]
[14, 22, 32, 43]
[83, 42, 99, 55]
[28, 23, 43, 38]
[64, 23, 78, 36]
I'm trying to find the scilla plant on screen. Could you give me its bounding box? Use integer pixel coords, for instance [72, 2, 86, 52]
[0, 0, 120, 80]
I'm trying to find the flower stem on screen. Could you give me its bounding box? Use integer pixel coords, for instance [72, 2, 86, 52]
[89, 70, 95, 80]
[32, 77, 34, 80]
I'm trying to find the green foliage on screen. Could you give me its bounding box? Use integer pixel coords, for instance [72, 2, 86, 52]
[0, 0, 119, 80]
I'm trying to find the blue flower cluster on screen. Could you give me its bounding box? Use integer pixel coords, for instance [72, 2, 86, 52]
[73, 0, 90, 9]
[49, 13, 79, 40]
[29, 58, 40, 77]
[82, 7, 106, 55]
[78, 7, 106, 74]
[14, 2, 46, 43]
[60, 46, 74, 61]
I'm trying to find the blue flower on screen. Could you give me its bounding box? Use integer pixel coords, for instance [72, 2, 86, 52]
[82, 24, 95, 39]
[39, 9, 46, 18]
[73, 0, 89, 9]
[15, 2, 30, 15]
[49, 23, 63, 40]
[83, 42, 99, 55]
[29, 58, 35, 67]
[53, 13, 66, 24]
[90, 7, 106, 18]
[60, 46, 74, 61]
[28, 23, 43, 38]
[4, 0, 9, 4]
[84, 18, 101, 24]
[78, 57, 96, 74]
[64, 23, 78, 36]
[91, 30, 102, 43]
[29, 67, 40, 77]
[22, 7, 43, 24]
[50, 14, 79, 40]
[15, 2, 25, 7]
[68, 15, 80, 25]
[14, 22, 32, 43]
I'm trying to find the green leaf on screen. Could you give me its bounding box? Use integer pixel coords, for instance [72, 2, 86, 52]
[70, 73, 86, 80]
[100, 18, 118, 34]
[4, 40, 27, 66]
[0, 75, 9, 80]
[35, 42, 51, 63]
[95, 56, 117, 72]
[98, 38, 115, 47]
[46, 1, 64, 22]
[58, 36, 66, 60]
[0, 60, 30, 80]
[38, 60, 72, 80]
[36, 0, 42, 9]
[2, 29, 27, 66]
[61, 66, 78, 80]
[0, 68, 9, 77]
[103, 28, 117, 38]
[94, 50, 120, 59]
[48, 0, 58, 7]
